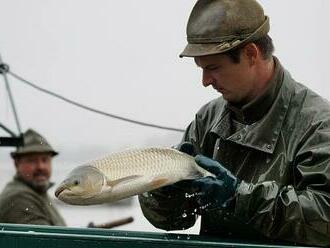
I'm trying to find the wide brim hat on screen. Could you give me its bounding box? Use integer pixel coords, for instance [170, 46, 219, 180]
[10, 129, 58, 158]
[180, 0, 270, 58]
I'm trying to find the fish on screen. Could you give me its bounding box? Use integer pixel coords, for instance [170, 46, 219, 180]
[55, 147, 214, 205]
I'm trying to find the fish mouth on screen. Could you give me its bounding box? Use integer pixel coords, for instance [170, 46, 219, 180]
[55, 185, 69, 198]
[55, 185, 99, 200]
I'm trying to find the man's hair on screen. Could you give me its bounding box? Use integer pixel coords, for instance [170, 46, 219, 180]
[225, 35, 274, 63]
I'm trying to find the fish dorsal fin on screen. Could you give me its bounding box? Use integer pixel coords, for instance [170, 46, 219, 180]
[106, 175, 142, 188]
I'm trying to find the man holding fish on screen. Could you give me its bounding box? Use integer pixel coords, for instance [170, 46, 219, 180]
[138, 0, 330, 246]
[54, 0, 330, 246]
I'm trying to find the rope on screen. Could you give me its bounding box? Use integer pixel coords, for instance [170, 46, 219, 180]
[6, 70, 185, 133]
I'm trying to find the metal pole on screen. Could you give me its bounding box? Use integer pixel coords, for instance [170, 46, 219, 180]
[0, 122, 17, 137]
[0, 54, 22, 133]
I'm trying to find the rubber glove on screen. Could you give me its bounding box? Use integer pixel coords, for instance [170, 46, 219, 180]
[192, 155, 239, 211]
[175, 141, 196, 156]
[139, 141, 199, 225]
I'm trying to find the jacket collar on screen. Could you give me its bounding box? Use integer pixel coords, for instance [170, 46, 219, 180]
[227, 57, 283, 124]
[210, 58, 293, 154]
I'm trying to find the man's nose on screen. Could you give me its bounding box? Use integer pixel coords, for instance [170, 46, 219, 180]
[202, 70, 214, 87]
[35, 160, 47, 170]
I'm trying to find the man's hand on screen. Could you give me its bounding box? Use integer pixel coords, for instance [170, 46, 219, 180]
[192, 155, 239, 211]
[175, 142, 196, 156]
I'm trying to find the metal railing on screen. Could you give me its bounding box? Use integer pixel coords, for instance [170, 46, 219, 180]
[0, 223, 315, 248]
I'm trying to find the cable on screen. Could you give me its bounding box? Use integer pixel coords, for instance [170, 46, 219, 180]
[0, 56, 22, 134]
[7, 70, 185, 133]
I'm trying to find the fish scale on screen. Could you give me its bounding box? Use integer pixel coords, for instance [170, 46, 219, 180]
[55, 147, 214, 205]
[92, 148, 193, 180]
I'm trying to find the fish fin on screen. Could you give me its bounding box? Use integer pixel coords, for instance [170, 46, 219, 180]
[150, 176, 169, 188]
[182, 169, 205, 180]
[106, 175, 142, 187]
[189, 171, 204, 179]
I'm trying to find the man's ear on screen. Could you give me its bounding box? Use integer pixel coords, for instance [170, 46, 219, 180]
[243, 43, 258, 66]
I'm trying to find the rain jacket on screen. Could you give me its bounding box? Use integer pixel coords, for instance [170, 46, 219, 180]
[0, 176, 66, 226]
[139, 58, 330, 246]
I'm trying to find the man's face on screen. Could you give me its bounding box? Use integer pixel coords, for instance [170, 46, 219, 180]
[194, 51, 257, 104]
[15, 153, 52, 191]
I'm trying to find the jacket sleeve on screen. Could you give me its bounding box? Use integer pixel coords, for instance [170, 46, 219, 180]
[3, 193, 52, 225]
[138, 118, 202, 231]
[234, 121, 330, 246]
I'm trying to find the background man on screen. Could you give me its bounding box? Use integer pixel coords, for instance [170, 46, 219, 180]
[0, 128, 66, 226]
[139, 0, 330, 246]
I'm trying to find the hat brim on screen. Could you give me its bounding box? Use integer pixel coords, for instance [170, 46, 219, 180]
[10, 148, 58, 158]
[179, 40, 244, 58]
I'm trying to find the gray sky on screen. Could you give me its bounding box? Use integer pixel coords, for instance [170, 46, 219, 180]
[1, 0, 330, 159]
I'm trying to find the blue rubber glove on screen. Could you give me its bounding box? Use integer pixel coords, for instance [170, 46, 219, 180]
[192, 155, 239, 211]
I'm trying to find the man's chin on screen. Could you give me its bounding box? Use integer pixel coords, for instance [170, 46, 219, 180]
[32, 180, 50, 192]
[220, 91, 232, 101]
[222, 95, 234, 103]
[224, 95, 245, 105]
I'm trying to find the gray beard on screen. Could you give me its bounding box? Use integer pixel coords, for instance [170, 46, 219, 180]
[30, 180, 50, 193]
[17, 175, 50, 193]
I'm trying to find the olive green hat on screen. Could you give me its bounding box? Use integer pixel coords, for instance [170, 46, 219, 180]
[180, 0, 270, 57]
[10, 129, 58, 158]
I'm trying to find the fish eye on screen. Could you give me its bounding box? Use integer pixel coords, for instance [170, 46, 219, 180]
[73, 180, 80, 186]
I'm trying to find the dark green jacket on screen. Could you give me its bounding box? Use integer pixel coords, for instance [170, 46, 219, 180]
[0, 177, 66, 226]
[139, 61, 330, 246]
